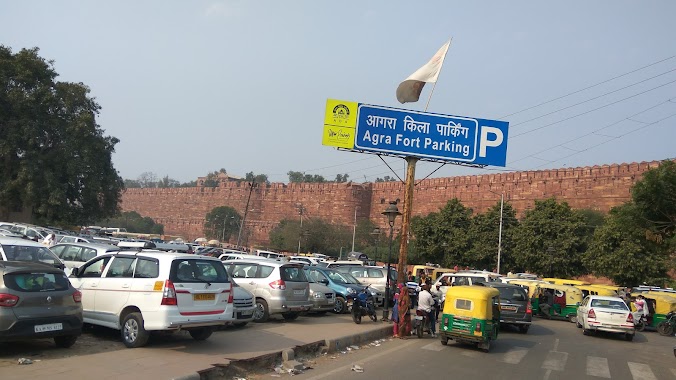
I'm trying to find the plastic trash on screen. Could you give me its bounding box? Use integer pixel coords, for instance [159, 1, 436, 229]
[351, 364, 364, 373]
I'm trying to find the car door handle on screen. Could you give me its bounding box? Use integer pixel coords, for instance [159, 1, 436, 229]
[121, 284, 130, 289]
[249, 282, 255, 285]
[89, 283, 97, 287]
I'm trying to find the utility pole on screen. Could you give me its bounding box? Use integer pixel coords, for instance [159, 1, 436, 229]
[497, 193, 504, 274]
[351, 206, 357, 252]
[297, 204, 305, 254]
[236, 181, 257, 249]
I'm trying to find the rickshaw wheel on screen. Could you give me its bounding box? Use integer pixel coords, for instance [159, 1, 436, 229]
[416, 323, 423, 338]
[478, 339, 490, 352]
[440, 335, 448, 345]
[568, 315, 577, 324]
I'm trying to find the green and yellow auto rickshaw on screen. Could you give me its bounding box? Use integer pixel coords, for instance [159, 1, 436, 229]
[575, 284, 618, 298]
[532, 283, 583, 323]
[508, 280, 547, 300]
[439, 286, 500, 352]
[629, 292, 676, 330]
[541, 278, 590, 287]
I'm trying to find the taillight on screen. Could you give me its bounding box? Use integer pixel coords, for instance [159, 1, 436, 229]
[588, 308, 596, 319]
[269, 279, 286, 290]
[72, 290, 82, 303]
[626, 313, 634, 323]
[0, 293, 19, 307]
[161, 280, 177, 306]
[526, 300, 532, 315]
[224, 285, 233, 303]
[475, 322, 482, 332]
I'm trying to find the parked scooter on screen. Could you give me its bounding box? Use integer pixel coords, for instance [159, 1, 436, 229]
[350, 285, 378, 324]
[657, 311, 676, 336]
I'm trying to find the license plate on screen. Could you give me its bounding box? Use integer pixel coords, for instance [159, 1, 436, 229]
[240, 310, 253, 316]
[35, 323, 63, 333]
[415, 316, 424, 320]
[193, 293, 215, 301]
[293, 289, 305, 295]
[501, 306, 517, 312]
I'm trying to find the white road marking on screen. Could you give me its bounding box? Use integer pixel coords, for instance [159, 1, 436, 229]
[586, 356, 611, 378]
[421, 342, 445, 352]
[543, 369, 552, 380]
[542, 351, 568, 371]
[552, 338, 559, 351]
[500, 346, 529, 364]
[627, 362, 657, 380]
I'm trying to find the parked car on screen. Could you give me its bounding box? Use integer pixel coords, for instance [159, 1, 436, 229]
[480, 282, 532, 333]
[307, 281, 336, 314]
[230, 280, 255, 327]
[0, 261, 83, 347]
[69, 250, 236, 348]
[576, 295, 635, 341]
[0, 237, 66, 272]
[51, 242, 121, 275]
[222, 259, 312, 323]
[434, 271, 503, 298]
[304, 266, 382, 314]
[58, 236, 92, 244]
[8, 224, 52, 242]
[289, 256, 320, 266]
[335, 265, 396, 306]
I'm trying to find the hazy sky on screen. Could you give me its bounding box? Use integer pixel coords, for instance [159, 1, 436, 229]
[2, 1, 675, 183]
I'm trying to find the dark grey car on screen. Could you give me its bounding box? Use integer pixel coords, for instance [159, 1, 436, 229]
[0, 261, 83, 347]
[482, 282, 532, 333]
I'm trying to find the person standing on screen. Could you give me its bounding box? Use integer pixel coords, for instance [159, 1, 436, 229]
[397, 283, 412, 338]
[392, 290, 400, 337]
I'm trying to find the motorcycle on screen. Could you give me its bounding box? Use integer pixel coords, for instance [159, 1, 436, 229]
[633, 312, 648, 332]
[657, 311, 676, 336]
[350, 285, 378, 324]
[413, 309, 433, 338]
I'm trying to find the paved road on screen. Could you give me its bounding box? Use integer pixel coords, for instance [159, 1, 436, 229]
[283, 319, 676, 380]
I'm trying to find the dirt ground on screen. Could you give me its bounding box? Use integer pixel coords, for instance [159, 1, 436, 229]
[0, 324, 126, 368]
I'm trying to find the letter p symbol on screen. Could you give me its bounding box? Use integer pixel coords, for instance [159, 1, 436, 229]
[479, 127, 504, 158]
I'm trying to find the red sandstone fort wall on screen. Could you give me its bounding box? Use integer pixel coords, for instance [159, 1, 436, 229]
[120, 160, 665, 246]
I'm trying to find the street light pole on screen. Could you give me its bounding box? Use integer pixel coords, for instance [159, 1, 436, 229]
[236, 181, 257, 249]
[297, 204, 304, 254]
[497, 193, 504, 274]
[382, 201, 401, 322]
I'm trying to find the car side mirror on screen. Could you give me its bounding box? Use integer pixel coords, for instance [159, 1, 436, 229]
[70, 267, 79, 277]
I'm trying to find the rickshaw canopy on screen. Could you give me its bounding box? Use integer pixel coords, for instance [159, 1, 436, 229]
[535, 283, 583, 304]
[443, 286, 500, 319]
[542, 278, 590, 286]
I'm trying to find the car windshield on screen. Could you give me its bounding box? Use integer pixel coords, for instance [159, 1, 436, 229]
[497, 287, 528, 302]
[2, 244, 62, 266]
[327, 270, 359, 284]
[590, 299, 628, 310]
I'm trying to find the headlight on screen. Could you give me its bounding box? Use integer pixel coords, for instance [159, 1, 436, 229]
[370, 290, 378, 296]
[347, 287, 356, 294]
[314, 292, 324, 299]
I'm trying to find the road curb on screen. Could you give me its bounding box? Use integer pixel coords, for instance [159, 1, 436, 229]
[191, 323, 393, 379]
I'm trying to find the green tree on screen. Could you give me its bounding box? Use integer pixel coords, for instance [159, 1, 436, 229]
[204, 206, 241, 242]
[411, 199, 472, 268]
[202, 168, 227, 187]
[0, 46, 123, 224]
[584, 203, 668, 286]
[334, 173, 349, 183]
[245, 171, 269, 185]
[512, 198, 589, 277]
[465, 201, 519, 272]
[98, 211, 163, 234]
[375, 176, 397, 182]
[287, 171, 326, 183]
[632, 160, 676, 244]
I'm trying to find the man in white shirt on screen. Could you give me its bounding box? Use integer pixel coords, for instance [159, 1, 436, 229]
[417, 284, 437, 337]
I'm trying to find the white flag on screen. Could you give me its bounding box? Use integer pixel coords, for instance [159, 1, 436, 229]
[396, 40, 451, 104]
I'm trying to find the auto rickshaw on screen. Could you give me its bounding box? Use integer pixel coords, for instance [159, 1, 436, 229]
[629, 292, 676, 330]
[508, 279, 547, 300]
[575, 284, 618, 298]
[410, 265, 437, 283]
[439, 286, 500, 352]
[531, 283, 583, 323]
[541, 278, 590, 287]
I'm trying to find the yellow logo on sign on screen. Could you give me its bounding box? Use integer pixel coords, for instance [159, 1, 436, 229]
[322, 99, 357, 149]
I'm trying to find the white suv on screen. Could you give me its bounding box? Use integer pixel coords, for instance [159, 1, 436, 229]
[69, 250, 235, 348]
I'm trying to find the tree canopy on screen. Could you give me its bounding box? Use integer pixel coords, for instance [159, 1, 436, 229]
[0, 46, 123, 224]
[204, 206, 241, 242]
[97, 211, 164, 235]
[287, 171, 326, 183]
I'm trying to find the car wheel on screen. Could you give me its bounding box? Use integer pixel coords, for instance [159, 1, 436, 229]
[253, 299, 270, 323]
[282, 312, 299, 321]
[54, 335, 78, 348]
[333, 296, 346, 314]
[624, 333, 634, 342]
[121, 312, 150, 348]
[518, 325, 530, 334]
[189, 327, 213, 341]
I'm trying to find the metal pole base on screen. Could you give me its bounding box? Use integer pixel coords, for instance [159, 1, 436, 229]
[382, 309, 390, 322]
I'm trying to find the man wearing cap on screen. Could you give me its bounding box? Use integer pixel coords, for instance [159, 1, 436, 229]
[417, 283, 437, 337]
[430, 282, 443, 320]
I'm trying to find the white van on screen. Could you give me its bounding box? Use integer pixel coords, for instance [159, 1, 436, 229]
[254, 249, 284, 260]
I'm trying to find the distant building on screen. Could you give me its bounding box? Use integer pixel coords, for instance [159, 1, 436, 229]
[196, 172, 242, 187]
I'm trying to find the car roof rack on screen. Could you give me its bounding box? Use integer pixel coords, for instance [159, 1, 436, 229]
[118, 241, 156, 250]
